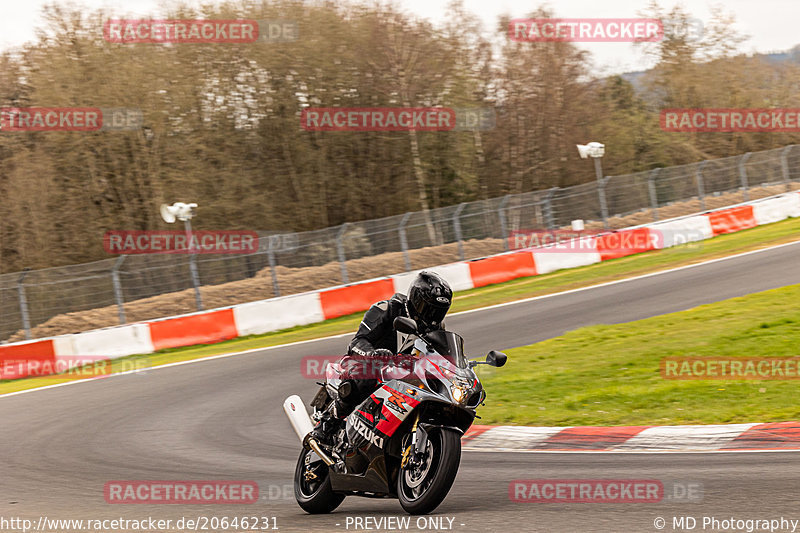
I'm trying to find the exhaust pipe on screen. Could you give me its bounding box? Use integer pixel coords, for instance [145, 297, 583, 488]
[283, 395, 336, 467]
[284, 395, 315, 442]
[308, 439, 336, 467]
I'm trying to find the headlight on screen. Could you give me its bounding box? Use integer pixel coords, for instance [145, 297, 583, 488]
[450, 385, 468, 404]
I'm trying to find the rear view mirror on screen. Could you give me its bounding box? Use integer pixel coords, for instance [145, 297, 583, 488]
[486, 350, 507, 367]
[393, 316, 418, 335]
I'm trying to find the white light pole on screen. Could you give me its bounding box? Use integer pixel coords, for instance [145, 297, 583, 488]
[160, 202, 203, 310]
[577, 142, 609, 229]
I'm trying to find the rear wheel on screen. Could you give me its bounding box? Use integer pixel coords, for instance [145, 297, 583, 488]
[294, 448, 345, 514]
[397, 428, 461, 515]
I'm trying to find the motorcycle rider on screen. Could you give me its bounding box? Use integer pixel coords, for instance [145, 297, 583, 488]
[309, 271, 453, 445]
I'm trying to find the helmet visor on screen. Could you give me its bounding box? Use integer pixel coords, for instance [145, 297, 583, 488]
[414, 298, 449, 328]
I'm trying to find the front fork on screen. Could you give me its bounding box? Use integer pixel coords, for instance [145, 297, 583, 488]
[400, 412, 428, 469]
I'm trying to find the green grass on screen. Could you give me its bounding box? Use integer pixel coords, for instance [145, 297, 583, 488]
[476, 283, 800, 426]
[2, 216, 800, 400]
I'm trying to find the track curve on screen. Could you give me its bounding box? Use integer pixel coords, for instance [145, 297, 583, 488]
[3, 241, 800, 532]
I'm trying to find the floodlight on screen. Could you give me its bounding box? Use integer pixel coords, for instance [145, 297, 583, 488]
[160, 202, 198, 223]
[576, 142, 605, 159]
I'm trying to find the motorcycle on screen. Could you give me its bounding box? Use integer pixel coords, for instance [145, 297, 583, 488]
[283, 316, 507, 515]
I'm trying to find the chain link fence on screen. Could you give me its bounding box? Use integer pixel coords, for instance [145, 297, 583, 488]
[3, 144, 800, 342]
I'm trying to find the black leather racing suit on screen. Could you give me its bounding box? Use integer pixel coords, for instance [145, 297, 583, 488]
[334, 293, 409, 413]
[338, 293, 443, 416]
[347, 293, 409, 357]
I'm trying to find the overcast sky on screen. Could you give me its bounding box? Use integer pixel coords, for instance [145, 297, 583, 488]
[2, 0, 798, 74]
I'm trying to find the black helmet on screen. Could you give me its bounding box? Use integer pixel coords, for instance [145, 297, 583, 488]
[407, 271, 452, 331]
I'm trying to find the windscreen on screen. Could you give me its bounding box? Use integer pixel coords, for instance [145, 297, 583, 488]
[425, 330, 469, 369]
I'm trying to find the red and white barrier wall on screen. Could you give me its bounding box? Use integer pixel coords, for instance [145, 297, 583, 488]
[1, 191, 799, 379]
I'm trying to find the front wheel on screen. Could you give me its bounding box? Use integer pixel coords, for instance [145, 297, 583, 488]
[294, 448, 345, 514]
[397, 428, 461, 515]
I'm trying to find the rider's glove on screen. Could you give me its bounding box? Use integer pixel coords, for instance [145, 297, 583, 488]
[371, 348, 395, 358]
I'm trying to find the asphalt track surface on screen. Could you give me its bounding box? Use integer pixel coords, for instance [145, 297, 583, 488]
[3, 241, 800, 533]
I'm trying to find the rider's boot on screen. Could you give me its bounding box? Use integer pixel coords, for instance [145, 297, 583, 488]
[307, 379, 358, 446]
[308, 417, 339, 447]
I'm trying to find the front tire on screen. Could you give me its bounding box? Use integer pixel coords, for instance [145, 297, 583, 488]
[397, 428, 461, 515]
[294, 448, 345, 514]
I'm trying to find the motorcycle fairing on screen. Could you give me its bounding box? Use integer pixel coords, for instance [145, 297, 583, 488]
[346, 383, 420, 449]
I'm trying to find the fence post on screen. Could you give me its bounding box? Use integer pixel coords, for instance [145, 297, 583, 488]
[781, 145, 796, 192]
[739, 152, 752, 202]
[267, 236, 280, 297]
[453, 203, 467, 261]
[695, 160, 708, 211]
[595, 158, 609, 229]
[648, 168, 661, 221]
[17, 268, 32, 340]
[398, 212, 412, 271]
[184, 219, 203, 311]
[336, 223, 349, 284]
[498, 195, 511, 251]
[111, 255, 126, 325]
[542, 188, 558, 229]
